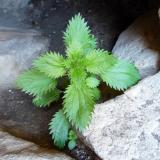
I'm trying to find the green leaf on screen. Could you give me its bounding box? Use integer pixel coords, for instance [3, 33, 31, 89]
[68, 130, 77, 141]
[68, 140, 77, 150]
[16, 69, 57, 96]
[64, 14, 97, 55]
[100, 60, 141, 90]
[69, 68, 87, 85]
[33, 52, 66, 78]
[68, 130, 77, 150]
[33, 89, 60, 107]
[63, 83, 95, 131]
[92, 88, 101, 101]
[49, 110, 70, 149]
[86, 76, 100, 88]
[86, 50, 117, 74]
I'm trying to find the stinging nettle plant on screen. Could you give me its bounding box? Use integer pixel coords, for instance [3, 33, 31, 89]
[16, 14, 140, 149]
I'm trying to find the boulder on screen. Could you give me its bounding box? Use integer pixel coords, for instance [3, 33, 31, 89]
[0, 130, 72, 160]
[82, 72, 160, 160]
[0, 28, 57, 146]
[112, 11, 160, 78]
[0, 0, 29, 11]
[0, 0, 30, 27]
[0, 89, 60, 146]
[0, 27, 49, 89]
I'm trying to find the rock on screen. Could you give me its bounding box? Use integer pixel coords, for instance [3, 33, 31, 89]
[0, 0, 30, 10]
[0, 27, 57, 146]
[0, 0, 29, 11]
[0, 0, 30, 28]
[0, 27, 49, 89]
[112, 11, 160, 78]
[83, 72, 160, 160]
[0, 89, 60, 146]
[0, 130, 72, 160]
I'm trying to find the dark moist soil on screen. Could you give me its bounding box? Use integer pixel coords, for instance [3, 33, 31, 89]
[25, 0, 152, 159]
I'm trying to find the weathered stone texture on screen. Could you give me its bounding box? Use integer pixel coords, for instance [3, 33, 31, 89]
[113, 11, 160, 78]
[83, 72, 160, 160]
[0, 130, 72, 160]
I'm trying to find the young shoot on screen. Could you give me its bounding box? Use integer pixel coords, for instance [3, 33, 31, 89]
[16, 14, 140, 149]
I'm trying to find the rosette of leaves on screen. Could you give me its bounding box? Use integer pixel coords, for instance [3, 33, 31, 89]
[16, 14, 140, 149]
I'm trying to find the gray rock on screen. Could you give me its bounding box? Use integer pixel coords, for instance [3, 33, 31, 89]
[0, 0, 30, 11]
[0, 27, 49, 89]
[0, 89, 60, 146]
[83, 72, 160, 160]
[112, 11, 160, 78]
[0, 0, 30, 28]
[0, 130, 72, 160]
[0, 27, 58, 146]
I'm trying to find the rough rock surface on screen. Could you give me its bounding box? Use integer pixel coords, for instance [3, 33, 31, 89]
[83, 72, 160, 160]
[0, 0, 29, 11]
[0, 130, 72, 160]
[0, 0, 30, 27]
[112, 11, 160, 78]
[0, 0, 58, 147]
[0, 89, 60, 146]
[0, 27, 49, 89]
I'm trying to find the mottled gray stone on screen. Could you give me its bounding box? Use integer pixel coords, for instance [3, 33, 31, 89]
[0, 27, 49, 89]
[112, 11, 160, 78]
[0, 0, 30, 28]
[0, 130, 72, 160]
[0, 0, 29, 11]
[83, 72, 160, 160]
[0, 28, 58, 146]
[0, 89, 60, 146]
